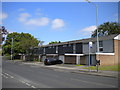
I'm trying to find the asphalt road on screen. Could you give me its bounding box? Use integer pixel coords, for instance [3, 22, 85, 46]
[2, 59, 118, 88]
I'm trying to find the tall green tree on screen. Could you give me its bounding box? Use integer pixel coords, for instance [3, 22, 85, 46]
[2, 32, 40, 56]
[92, 22, 120, 37]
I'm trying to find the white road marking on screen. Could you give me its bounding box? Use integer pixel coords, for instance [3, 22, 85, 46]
[25, 82, 31, 86]
[2, 74, 8, 79]
[19, 80, 36, 88]
[3, 72, 36, 88]
[19, 80, 25, 83]
[4, 73, 9, 75]
[31, 86, 36, 88]
[3, 72, 14, 78]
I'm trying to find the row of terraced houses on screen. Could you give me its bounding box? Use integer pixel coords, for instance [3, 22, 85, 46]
[26, 34, 120, 66]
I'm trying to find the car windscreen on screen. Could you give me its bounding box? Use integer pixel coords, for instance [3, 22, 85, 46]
[48, 58, 57, 61]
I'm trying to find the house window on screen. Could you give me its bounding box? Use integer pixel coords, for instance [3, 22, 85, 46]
[99, 41, 103, 47]
[99, 47, 103, 52]
[68, 44, 72, 47]
[56, 46, 58, 53]
[99, 41, 103, 52]
[43, 48, 45, 54]
[73, 44, 76, 53]
[63, 44, 67, 47]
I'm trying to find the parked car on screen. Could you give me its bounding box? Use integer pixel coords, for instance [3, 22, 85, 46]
[44, 58, 63, 65]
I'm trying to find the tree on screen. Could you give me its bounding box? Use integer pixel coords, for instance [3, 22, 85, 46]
[91, 22, 120, 37]
[49, 41, 61, 44]
[0, 26, 9, 45]
[2, 32, 40, 56]
[38, 41, 44, 47]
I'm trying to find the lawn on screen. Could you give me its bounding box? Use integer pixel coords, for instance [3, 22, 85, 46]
[75, 65, 84, 66]
[0, 50, 2, 56]
[83, 65, 120, 71]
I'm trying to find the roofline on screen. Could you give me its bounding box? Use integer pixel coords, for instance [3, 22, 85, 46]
[114, 34, 120, 40]
[37, 34, 119, 47]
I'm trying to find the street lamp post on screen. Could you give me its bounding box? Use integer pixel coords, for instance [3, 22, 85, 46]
[86, 0, 99, 53]
[89, 42, 93, 71]
[86, 0, 99, 72]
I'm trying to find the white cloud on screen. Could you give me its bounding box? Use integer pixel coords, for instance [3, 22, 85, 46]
[52, 19, 65, 29]
[36, 8, 41, 12]
[18, 13, 31, 22]
[18, 8, 25, 11]
[35, 12, 43, 16]
[18, 12, 50, 26]
[26, 17, 50, 26]
[0, 12, 8, 20]
[78, 25, 97, 36]
[0, 12, 8, 24]
[0, 13, 8, 20]
[82, 25, 97, 32]
[6, 30, 13, 34]
[114, 13, 118, 21]
[35, 8, 44, 16]
[18, 12, 65, 29]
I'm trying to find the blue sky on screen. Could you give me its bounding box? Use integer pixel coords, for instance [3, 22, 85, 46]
[1, 2, 118, 44]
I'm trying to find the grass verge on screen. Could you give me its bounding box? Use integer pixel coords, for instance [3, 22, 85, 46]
[75, 65, 84, 66]
[83, 65, 120, 71]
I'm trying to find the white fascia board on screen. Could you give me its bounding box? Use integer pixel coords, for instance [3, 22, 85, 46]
[46, 54, 58, 56]
[65, 53, 84, 56]
[114, 34, 120, 40]
[96, 53, 115, 55]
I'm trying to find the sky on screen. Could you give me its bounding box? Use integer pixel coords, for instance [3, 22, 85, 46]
[1, 2, 118, 44]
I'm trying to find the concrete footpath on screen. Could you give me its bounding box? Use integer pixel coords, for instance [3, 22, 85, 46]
[17, 61, 119, 78]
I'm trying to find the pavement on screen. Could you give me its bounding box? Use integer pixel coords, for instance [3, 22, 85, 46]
[13, 60, 119, 78]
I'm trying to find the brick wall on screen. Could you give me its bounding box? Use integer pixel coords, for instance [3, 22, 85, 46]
[96, 40, 119, 66]
[114, 40, 119, 65]
[118, 40, 120, 65]
[97, 54, 115, 66]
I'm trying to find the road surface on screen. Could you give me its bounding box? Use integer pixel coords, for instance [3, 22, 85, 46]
[2, 59, 118, 88]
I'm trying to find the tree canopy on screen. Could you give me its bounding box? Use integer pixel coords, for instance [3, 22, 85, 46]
[91, 22, 120, 37]
[2, 32, 40, 56]
[0, 26, 9, 45]
[49, 41, 61, 44]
